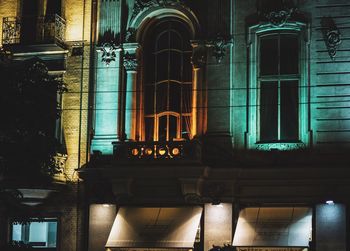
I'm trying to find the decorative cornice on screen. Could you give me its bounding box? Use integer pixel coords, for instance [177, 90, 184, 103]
[100, 42, 118, 66]
[123, 52, 138, 71]
[321, 17, 341, 60]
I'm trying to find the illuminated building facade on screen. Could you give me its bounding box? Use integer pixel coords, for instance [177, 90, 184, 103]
[1, 0, 350, 251]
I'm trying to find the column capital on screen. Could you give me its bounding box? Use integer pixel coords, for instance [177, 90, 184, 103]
[122, 43, 140, 72]
[123, 52, 138, 71]
[191, 41, 208, 68]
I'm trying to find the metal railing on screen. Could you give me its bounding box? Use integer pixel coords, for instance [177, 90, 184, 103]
[112, 140, 202, 162]
[2, 14, 66, 45]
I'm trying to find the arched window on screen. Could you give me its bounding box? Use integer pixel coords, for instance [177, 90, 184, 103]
[143, 20, 193, 142]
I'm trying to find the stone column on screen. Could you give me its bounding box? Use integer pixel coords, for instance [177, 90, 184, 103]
[191, 42, 207, 137]
[204, 203, 233, 251]
[123, 43, 139, 141]
[91, 44, 121, 154]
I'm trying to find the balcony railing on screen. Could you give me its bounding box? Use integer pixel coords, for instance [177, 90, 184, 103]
[112, 140, 202, 162]
[2, 14, 66, 45]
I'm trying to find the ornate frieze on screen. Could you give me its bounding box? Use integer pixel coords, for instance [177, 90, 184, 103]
[123, 52, 138, 71]
[321, 17, 342, 60]
[100, 42, 118, 66]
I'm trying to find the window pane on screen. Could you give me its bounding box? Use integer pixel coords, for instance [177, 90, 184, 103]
[182, 53, 192, 82]
[260, 36, 278, 75]
[11, 220, 57, 248]
[156, 32, 169, 51]
[182, 115, 191, 140]
[169, 51, 182, 81]
[169, 82, 181, 113]
[145, 117, 154, 141]
[182, 84, 192, 113]
[170, 31, 182, 49]
[144, 85, 155, 115]
[156, 83, 168, 113]
[281, 81, 299, 140]
[158, 115, 167, 141]
[156, 52, 168, 82]
[169, 115, 177, 140]
[260, 82, 278, 141]
[144, 54, 155, 83]
[280, 34, 299, 74]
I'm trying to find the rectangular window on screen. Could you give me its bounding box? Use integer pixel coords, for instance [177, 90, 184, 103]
[11, 219, 58, 248]
[259, 33, 299, 142]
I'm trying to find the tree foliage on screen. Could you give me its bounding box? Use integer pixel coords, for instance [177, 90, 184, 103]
[0, 58, 66, 179]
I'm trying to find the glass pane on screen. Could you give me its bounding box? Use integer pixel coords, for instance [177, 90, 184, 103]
[158, 115, 167, 141]
[144, 53, 155, 83]
[156, 52, 168, 82]
[12, 224, 22, 241]
[156, 32, 169, 51]
[281, 81, 299, 140]
[170, 31, 182, 49]
[169, 82, 181, 113]
[260, 82, 278, 141]
[145, 117, 154, 141]
[183, 53, 192, 82]
[156, 83, 168, 113]
[182, 84, 192, 113]
[144, 85, 155, 115]
[169, 115, 178, 140]
[182, 115, 191, 140]
[280, 34, 299, 74]
[12, 221, 57, 248]
[260, 36, 278, 75]
[169, 51, 182, 81]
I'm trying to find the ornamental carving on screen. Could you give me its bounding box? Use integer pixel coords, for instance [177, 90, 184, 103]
[130, 0, 184, 22]
[207, 36, 230, 64]
[123, 52, 138, 71]
[264, 8, 294, 26]
[100, 42, 118, 66]
[257, 0, 296, 26]
[321, 17, 342, 60]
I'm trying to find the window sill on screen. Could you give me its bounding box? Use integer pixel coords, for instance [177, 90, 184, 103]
[254, 141, 307, 151]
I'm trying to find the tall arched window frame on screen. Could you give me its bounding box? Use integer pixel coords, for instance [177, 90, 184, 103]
[143, 20, 193, 142]
[247, 22, 310, 150]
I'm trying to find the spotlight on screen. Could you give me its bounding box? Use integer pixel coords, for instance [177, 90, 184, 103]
[326, 200, 334, 205]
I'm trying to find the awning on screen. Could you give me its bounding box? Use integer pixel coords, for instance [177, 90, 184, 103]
[233, 207, 312, 249]
[106, 207, 202, 250]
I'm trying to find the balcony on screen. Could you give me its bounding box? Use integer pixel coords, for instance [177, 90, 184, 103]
[111, 140, 202, 163]
[2, 14, 66, 45]
[1, 15, 67, 72]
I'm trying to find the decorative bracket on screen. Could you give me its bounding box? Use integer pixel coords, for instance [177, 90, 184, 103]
[100, 42, 118, 66]
[321, 17, 341, 60]
[207, 36, 230, 64]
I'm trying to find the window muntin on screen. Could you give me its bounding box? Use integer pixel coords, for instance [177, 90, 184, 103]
[144, 20, 192, 141]
[258, 33, 300, 142]
[11, 219, 58, 248]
